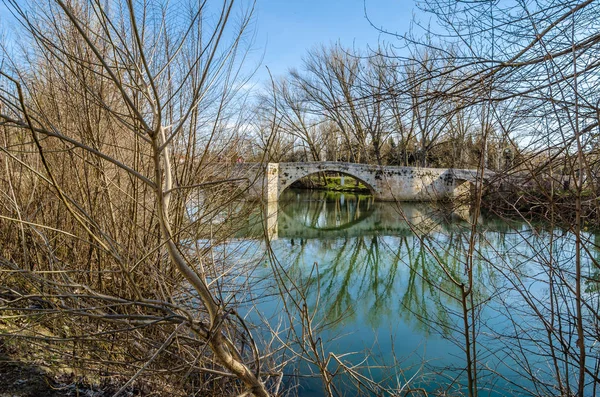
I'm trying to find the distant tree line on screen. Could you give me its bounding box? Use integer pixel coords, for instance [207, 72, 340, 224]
[252, 44, 520, 171]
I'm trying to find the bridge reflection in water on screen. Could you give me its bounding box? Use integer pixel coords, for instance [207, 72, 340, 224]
[243, 188, 472, 336]
[259, 188, 459, 241]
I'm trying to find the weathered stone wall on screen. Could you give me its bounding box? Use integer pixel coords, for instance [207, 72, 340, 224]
[369, 167, 455, 201]
[265, 163, 279, 202]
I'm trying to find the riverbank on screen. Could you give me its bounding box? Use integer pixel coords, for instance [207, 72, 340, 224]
[0, 341, 119, 397]
[482, 186, 600, 229]
[0, 320, 156, 397]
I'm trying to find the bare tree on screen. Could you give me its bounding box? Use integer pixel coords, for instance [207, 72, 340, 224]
[0, 0, 273, 395]
[371, 0, 600, 395]
[265, 78, 324, 162]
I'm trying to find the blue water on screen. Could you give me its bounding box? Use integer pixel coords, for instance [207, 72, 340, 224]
[229, 189, 600, 396]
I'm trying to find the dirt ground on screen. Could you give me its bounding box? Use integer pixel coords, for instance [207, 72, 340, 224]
[1, 346, 60, 397]
[0, 344, 130, 397]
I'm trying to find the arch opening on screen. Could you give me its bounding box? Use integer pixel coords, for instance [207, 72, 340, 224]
[278, 170, 377, 199]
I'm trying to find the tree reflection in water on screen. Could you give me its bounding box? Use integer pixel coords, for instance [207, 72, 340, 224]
[232, 189, 600, 395]
[275, 189, 483, 336]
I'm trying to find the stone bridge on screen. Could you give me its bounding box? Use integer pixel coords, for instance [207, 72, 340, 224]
[235, 162, 491, 202]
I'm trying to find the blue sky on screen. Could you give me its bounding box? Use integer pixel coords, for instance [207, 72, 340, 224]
[248, 0, 417, 81]
[0, 0, 419, 82]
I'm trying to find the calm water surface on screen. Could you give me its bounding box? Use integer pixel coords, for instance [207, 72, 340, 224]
[229, 189, 600, 396]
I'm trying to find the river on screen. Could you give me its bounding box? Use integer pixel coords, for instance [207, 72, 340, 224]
[225, 189, 600, 396]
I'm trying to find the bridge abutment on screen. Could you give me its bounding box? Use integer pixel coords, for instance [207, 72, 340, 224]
[265, 163, 279, 202]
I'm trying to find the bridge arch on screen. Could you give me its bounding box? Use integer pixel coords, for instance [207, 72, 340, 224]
[277, 162, 379, 199]
[278, 170, 376, 198]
